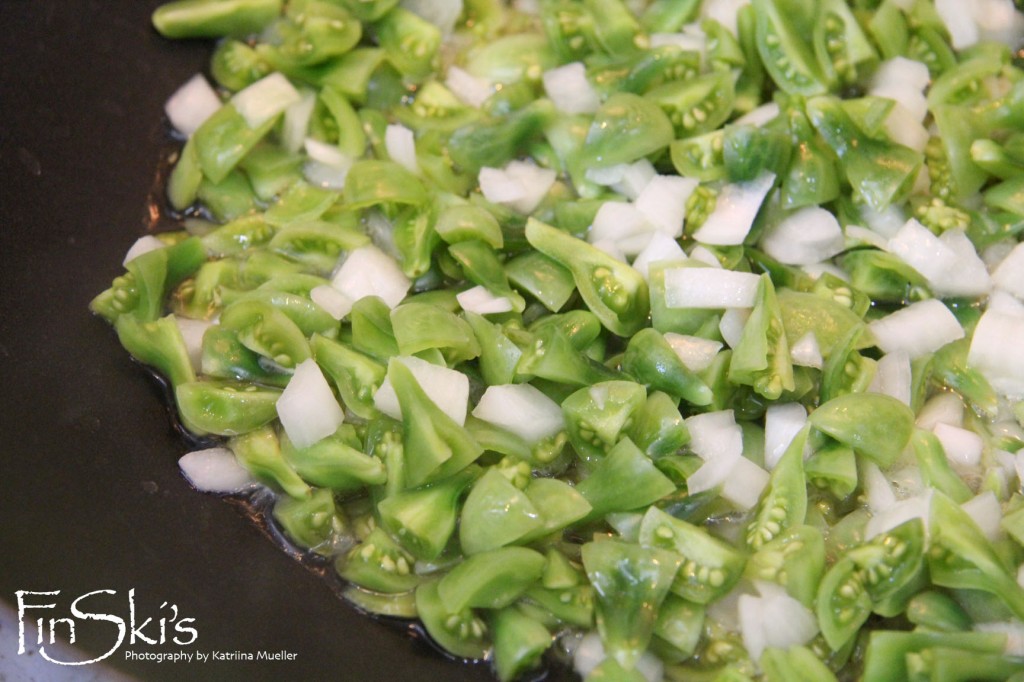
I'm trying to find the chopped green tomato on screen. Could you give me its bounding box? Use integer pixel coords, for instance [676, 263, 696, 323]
[808, 393, 914, 468]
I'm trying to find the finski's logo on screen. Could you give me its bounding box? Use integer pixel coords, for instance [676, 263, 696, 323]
[14, 589, 197, 665]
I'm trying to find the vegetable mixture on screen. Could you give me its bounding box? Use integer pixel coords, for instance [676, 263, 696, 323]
[92, 0, 1024, 679]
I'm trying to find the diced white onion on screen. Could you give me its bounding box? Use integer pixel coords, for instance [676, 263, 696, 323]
[692, 172, 775, 245]
[701, 0, 749, 37]
[868, 299, 964, 359]
[649, 27, 706, 54]
[663, 266, 761, 310]
[385, 123, 418, 174]
[718, 307, 750, 349]
[865, 492, 932, 540]
[123, 235, 166, 266]
[591, 238, 628, 263]
[977, 621, 1024, 657]
[975, 0, 1024, 48]
[589, 201, 651, 247]
[790, 332, 823, 369]
[992, 242, 1024, 299]
[863, 461, 897, 514]
[685, 410, 742, 461]
[456, 285, 514, 314]
[635, 175, 697, 238]
[165, 74, 221, 137]
[174, 316, 211, 374]
[472, 383, 565, 443]
[232, 72, 301, 129]
[733, 102, 780, 127]
[479, 161, 556, 214]
[631, 233, 685, 282]
[935, 0, 980, 48]
[612, 159, 658, 200]
[933, 422, 983, 469]
[445, 66, 492, 108]
[868, 350, 913, 406]
[916, 392, 965, 430]
[721, 456, 770, 510]
[282, 90, 316, 153]
[310, 284, 354, 321]
[543, 62, 601, 115]
[303, 138, 354, 190]
[373, 355, 469, 425]
[687, 449, 738, 496]
[870, 57, 930, 122]
[844, 224, 889, 250]
[688, 245, 722, 268]
[663, 333, 722, 373]
[763, 403, 808, 470]
[401, 0, 462, 35]
[968, 310, 1024, 398]
[883, 103, 929, 151]
[988, 289, 1024, 318]
[179, 448, 257, 493]
[331, 244, 412, 309]
[887, 220, 991, 298]
[739, 585, 818, 662]
[961, 491, 1004, 542]
[276, 358, 345, 449]
[860, 203, 907, 239]
[760, 206, 844, 265]
[572, 632, 663, 682]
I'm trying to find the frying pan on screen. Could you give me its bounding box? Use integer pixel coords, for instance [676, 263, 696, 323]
[0, 2, 572, 679]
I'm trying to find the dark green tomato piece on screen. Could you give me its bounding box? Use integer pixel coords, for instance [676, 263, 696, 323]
[627, 391, 690, 459]
[522, 584, 594, 628]
[236, 250, 307, 289]
[281, 428, 386, 492]
[584, 0, 643, 58]
[528, 310, 602, 351]
[388, 359, 483, 488]
[928, 492, 1024, 620]
[703, 17, 746, 69]
[640, 0, 699, 33]
[519, 477, 592, 543]
[746, 525, 825, 609]
[807, 95, 922, 212]
[310, 334, 385, 420]
[576, 438, 675, 523]
[614, 45, 702, 96]
[238, 145, 302, 202]
[911, 646, 1024, 681]
[752, 0, 828, 96]
[272, 487, 339, 553]
[392, 300, 480, 363]
[816, 555, 871, 651]
[200, 326, 290, 387]
[115, 314, 195, 389]
[780, 108, 840, 210]
[414, 579, 489, 660]
[436, 204, 503, 248]
[809, 393, 913, 468]
[447, 100, 554, 176]
[910, 429, 973, 504]
[746, 426, 808, 550]
[812, 0, 876, 89]
[167, 136, 203, 211]
[776, 289, 867, 361]
[638, 507, 746, 605]
[760, 645, 838, 682]
[504, 251, 576, 313]
[905, 591, 972, 633]
[218, 298, 310, 369]
[365, 418, 405, 499]
[804, 442, 857, 500]
[316, 85, 367, 158]
[263, 182, 338, 227]
[342, 159, 429, 209]
[539, 0, 599, 62]
[972, 138, 1024, 181]
[723, 124, 793, 183]
[515, 325, 622, 387]
[931, 338, 999, 419]
[377, 466, 478, 561]
[270, 3, 361, 71]
[176, 380, 282, 438]
[652, 593, 704, 659]
[818, 323, 875, 403]
[670, 128, 727, 182]
[211, 39, 271, 92]
[231, 288, 337, 338]
[392, 81, 480, 136]
[861, 630, 1008, 682]
[648, 71, 736, 139]
[228, 425, 308, 497]
[490, 606, 552, 682]
[192, 103, 278, 185]
[622, 329, 713, 406]
[374, 7, 440, 80]
[581, 538, 682, 670]
[985, 176, 1024, 217]
[438, 547, 546, 612]
[525, 218, 648, 337]
[866, 0, 908, 62]
[334, 0, 397, 21]
[728, 275, 795, 401]
[847, 518, 926, 607]
[152, 0, 281, 39]
[268, 220, 368, 275]
[198, 173, 257, 228]
[562, 381, 647, 462]
[201, 215, 276, 258]
[350, 296, 400, 362]
[838, 249, 929, 304]
[342, 584, 417, 618]
[580, 93, 674, 169]
[459, 468, 543, 555]
[336, 527, 421, 594]
[585, 658, 649, 682]
[463, 313, 523, 387]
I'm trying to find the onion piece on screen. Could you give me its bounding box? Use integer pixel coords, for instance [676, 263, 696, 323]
[310, 284, 354, 321]
[232, 72, 301, 129]
[866, 492, 932, 540]
[733, 102, 780, 127]
[165, 73, 221, 137]
[445, 66, 492, 108]
[935, 0, 980, 48]
[282, 89, 316, 153]
[373, 355, 469, 425]
[542, 62, 601, 115]
[635, 175, 697, 238]
[916, 392, 965, 430]
[178, 448, 257, 493]
[662, 267, 761, 309]
[868, 351, 912, 406]
[401, 0, 462, 35]
[933, 422, 983, 470]
[790, 332, 823, 369]
[123, 235, 166, 265]
[174, 315, 211, 374]
[868, 299, 964, 359]
[330, 244, 411, 309]
[961, 491, 1003, 541]
[886, 219, 991, 297]
[276, 358, 345, 449]
[385, 123, 418, 174]
[718, 308, 750, 349]
[760, 206, 844, 265]
[588, 201, 651, 246]
[720, 456, 771, 510]
[472, 383, 565, 443]
[685, 410, 742, 461]
[764, 403, 808, 470]
[992, 242, 1024, 299]
[631, 232, 685, 282]
[479, 161, 556, 214]
[663, 333, 722, 373]
[691, 171, 775, 245]
[967, 310, 1024, 398]
[739, 584, 818, 662]
[455, 285, 513, 315]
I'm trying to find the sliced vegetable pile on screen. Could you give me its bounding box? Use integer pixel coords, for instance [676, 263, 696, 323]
[92, 0, 1024, 679]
